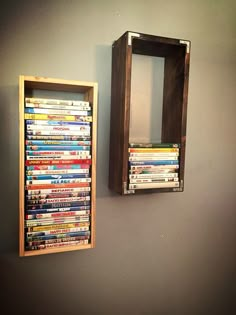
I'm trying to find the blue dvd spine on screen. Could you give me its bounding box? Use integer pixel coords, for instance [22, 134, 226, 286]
[26, 205, 91, 215]
[26, 174, 90, 180]
[26, 145, 91, 151]
[26, 200, 91, 210]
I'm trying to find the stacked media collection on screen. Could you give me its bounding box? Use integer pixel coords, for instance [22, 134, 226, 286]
[128, 143, 180, 190]
[24, 97, 92, 251]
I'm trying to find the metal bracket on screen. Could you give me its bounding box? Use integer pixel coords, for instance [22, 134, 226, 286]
[128, 32, 140, 46]
[179, 40, 190, 53]
[123, 182, 135, 195]
[173, 187, 183, 192]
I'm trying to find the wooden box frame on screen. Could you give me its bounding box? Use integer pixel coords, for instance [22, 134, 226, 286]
[19, 76, 97, 256]
[109, 31, 190, 195]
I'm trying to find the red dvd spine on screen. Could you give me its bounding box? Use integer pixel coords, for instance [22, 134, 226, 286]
[26, 182, 90, 190]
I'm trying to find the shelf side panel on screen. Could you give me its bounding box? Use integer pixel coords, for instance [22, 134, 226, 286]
[109, 34, 131, 194]
[19, 76, 25, 256]
[84, 85, 97, 248]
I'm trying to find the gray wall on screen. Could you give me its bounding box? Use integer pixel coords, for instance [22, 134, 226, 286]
[1, 0, 236, 314]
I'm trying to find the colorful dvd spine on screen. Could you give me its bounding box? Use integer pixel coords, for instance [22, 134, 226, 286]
[26, 205, 91, 215]
[26, 125, 90, 132]
[25, 216, 90, 227]
[25, 159, 92, 165]
[25, 103, 91, 111]
[26, 230, 90, 240]
[129, 160, 179, 166]
[26, 200, 90, 210]
[129, 152, 179, 157]
[130, 164, 179, 170]
[26, 235, 90, 246]
[26, 120, 91, 126]
[26, 196, 90, 205]
[25, 97, 89, 106]
[27, 235, 90, 246]
[25, 140, 91, 146]
[129, 178, 179, 184]
[25, 210, 90, 220]
[25, 191, 90, 202]
[129, 143, 180, 148]
[26, 182, 91, 190]
[129, 156, 178, 161]
[26, 187, 91, 195]
[26, 135, 91, 140]
[26, 239, 89, 250]
[26, 130, 90, 136]
[26, 174, 90, 180]
[26, 222, 90, 232]
[26, 145, 90, 151]
[26, 178, 91, 185]
[25, 107, 91, 116]
[129, 173, 178, 179]
[26, 155, 91, 160]
[26, 169, 89, 175]
[24, 113, 93, 122]
[26, 150, 90, 156]
[26, 192, 90, 200]
[129, 182, 180, 189]
[128, 148, 179, 153]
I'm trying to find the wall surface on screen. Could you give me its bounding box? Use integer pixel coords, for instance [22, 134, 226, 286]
[0, 0, 236, 314]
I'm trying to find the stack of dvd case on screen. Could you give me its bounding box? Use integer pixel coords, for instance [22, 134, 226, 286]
[128, 143, 180, 190]
[24, 97, 93, 251]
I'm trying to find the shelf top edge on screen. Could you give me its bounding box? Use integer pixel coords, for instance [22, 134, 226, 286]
[20, 75, 98, 88]
[114, 31, 191, 48]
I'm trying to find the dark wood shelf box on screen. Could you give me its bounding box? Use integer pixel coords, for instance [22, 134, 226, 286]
[109, 31, 190, 195]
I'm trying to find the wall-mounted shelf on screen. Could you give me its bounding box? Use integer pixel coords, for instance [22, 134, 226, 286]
[109, 31, 190, 195]
[19, 76, 97, 256]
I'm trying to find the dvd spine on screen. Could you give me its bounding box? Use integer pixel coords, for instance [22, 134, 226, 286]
[26, 125, 91, 132]
[26, 187, 91, 195]
[25, 140, 91, 146]
[26, 221, 90, 232]
[129, 143, 180, 148]
[26, 135, 91, 140]
[26, 169, 89, 175]
[26, 150, 90, 156]
[26, 239, 89, 250]
[25, 97, 90, 107]
[25, 103, 91, 111]
[25, 159, 92, 165]
[26, 200, 90, 210]
[26, 145, 91, 151]
[26, 196, 90, 205]
[25, 107, 91, 116]
[25, 210, 90, 220]
[26, 120, 91, 126]
[26, 205, 91, 215]
[26, 230, 91, 239]
[26, 178, 91, 185]
[129, 182, 180, 189]
[24, 113, 93, 122]
[26, 130, 90, 136]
